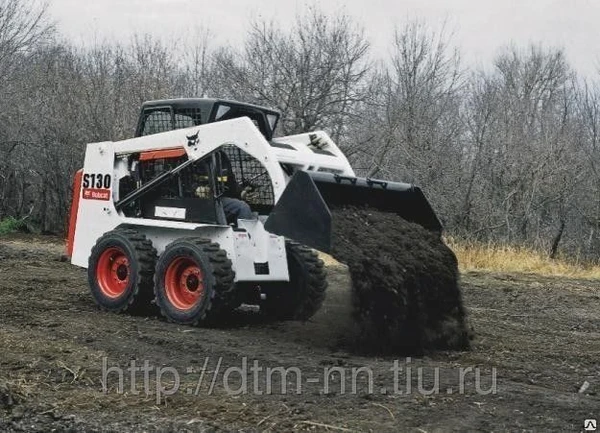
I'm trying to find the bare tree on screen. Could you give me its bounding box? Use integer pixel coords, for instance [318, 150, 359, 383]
[459, 71, 500, 232]
[573, 78, 600, 255]
[213, 7, 371, 141]
[460, 45, 583, 253]
[0, 0, 54, 224]
[174, 26, 214, 97]
[350, 20, 464, 227]
[0, 0, 53, 72]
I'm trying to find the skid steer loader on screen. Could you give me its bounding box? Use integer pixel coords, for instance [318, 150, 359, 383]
[66, 98, 442, 325]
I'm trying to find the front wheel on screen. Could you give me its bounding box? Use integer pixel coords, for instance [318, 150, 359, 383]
[260, 241, 327, 321]
[154, 238, 235, 325]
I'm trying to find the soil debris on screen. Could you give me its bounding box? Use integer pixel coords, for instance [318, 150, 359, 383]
[330, 206, 471, 354]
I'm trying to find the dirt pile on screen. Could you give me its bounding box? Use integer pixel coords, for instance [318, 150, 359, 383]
[329, 206, 471, 354]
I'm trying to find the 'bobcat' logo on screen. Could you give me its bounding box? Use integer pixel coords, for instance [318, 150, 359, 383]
[186, 130, 200, 147]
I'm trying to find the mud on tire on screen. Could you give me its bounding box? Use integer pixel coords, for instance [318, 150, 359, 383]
[154, 238, 235, 325]
[260, 240, 327, 321]
[88, 229, 157, 313]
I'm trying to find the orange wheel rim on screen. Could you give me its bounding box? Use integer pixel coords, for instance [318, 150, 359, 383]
[96, 247, 130, 298]
[164, 257, 204, 310]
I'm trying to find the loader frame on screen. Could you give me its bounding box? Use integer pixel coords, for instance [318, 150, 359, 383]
[70, 118, 293, 282]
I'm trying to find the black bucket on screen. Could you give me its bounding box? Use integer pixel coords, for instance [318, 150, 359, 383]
[309, 172, 442, 233]
[265, 171, 442, 253]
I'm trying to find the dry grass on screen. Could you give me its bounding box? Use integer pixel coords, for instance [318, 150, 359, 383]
[447, 237, 600, 279]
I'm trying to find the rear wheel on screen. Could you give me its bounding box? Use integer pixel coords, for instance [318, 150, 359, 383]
[154, 238, 235, 325]
[88, 229, 157, 313]
[260, 241, 327, 320]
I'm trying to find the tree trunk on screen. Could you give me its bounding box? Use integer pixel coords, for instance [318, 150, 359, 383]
[549, 220, 566, 259]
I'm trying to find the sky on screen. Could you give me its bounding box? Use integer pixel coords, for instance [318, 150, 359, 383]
[48, 0, 600, 76]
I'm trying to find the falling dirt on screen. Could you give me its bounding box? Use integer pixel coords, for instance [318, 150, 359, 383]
[1, 235, 599, 432]
[329, 207, 471, 354]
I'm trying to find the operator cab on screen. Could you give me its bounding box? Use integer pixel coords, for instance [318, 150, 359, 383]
[119, 98, 279, 226]
[135, 98, 280, 140]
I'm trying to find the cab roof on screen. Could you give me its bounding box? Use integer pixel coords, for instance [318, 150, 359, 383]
[141, 98, 280, 117]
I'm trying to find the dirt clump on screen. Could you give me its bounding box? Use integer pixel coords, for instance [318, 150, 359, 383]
[330, 206, 471, 354]
[0, 383, 17, 410]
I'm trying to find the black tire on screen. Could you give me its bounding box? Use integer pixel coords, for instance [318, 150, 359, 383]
[260, 240, 327, 321]
[154, 238, 235, 325]
[88, 229, 157, 313]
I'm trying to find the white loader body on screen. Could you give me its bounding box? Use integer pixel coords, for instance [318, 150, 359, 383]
[70, 117, 353, 283]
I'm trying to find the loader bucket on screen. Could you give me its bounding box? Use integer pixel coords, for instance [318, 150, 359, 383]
[265, 171, 442, 254]
[308, 172, 442, 233]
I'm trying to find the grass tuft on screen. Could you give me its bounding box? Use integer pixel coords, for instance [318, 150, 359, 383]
[0, 216, 26, 235]
[447, 237, 600, 279]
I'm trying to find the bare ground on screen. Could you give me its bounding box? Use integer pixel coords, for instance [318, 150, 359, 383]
[0, 234, 598, 432]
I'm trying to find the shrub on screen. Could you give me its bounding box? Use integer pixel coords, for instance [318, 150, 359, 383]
[0, 217, 26, 235]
